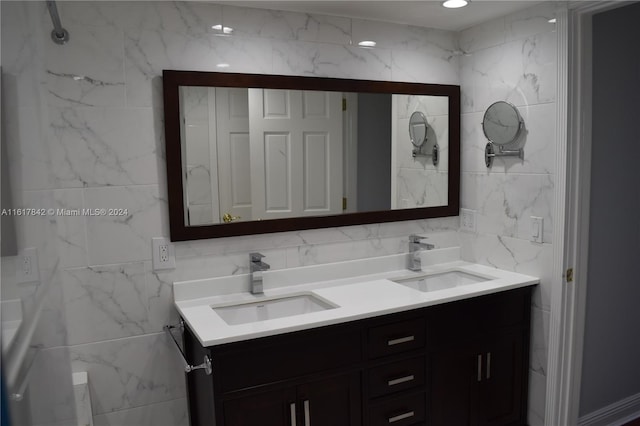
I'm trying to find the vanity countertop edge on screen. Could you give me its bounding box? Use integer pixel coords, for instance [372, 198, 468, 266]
[173, 249, 539, 347]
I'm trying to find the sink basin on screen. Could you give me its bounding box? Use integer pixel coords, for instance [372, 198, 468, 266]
[392, 270, 489, 292]
[212, 294, 336, 325]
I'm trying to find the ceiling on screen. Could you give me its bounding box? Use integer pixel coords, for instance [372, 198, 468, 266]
[220, 1, 544, 32]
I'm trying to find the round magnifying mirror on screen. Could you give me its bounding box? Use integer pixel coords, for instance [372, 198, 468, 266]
[409, 111, 429, 147]
[482, 101, 523, 145]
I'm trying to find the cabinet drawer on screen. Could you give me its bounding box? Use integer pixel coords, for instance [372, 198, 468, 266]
[215, 326, 361, 393]
[428, 289, 530, 343]
[368, 356, 425, 399]
[369, 392, 426, 426]
[368, 318, 425, 359]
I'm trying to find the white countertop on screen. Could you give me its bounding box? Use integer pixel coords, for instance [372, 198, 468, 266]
[174, 248, 539, 347]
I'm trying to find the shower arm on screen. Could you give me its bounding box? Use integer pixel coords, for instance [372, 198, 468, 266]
[46, 0, 69, 45]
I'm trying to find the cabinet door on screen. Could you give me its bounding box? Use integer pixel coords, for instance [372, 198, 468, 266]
[477, 333, 525, 426]
[427, 342, 477, 426]
[297, 373, 361, 426]
[224, 387, 296, 426]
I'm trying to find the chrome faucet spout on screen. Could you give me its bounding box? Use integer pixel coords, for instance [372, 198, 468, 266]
[249, 252, 270, 294]
[408, 234, 434, 272]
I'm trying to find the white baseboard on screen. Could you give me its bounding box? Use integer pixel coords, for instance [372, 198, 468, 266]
[578, 392, 640, 426]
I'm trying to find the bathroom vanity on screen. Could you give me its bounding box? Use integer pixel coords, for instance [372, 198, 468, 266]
[172, 249, 538, 426]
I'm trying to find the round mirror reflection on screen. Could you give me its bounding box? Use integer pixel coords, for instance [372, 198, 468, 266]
[409, 111, 429, 147]
[482, 101, 522, 145]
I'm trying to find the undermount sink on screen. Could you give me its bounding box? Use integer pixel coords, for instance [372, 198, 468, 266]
[392, 270, 489, 292]
[212, 294, 337, 326]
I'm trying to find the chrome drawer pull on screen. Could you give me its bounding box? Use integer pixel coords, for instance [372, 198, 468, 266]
[387, 336, 415, 346]
[388, 374, 415, 386]
[388, 411, 415, 423]
[290, 403, 297, 426]
[477, 354, 482, 382]
[486, 352, 491, 380]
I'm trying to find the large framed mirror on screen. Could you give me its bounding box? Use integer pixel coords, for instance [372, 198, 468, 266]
[163, 70, 460, 241]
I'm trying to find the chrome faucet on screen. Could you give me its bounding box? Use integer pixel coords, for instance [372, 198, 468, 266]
[249, 252, 270, 294]
[408, 234, 435, 272]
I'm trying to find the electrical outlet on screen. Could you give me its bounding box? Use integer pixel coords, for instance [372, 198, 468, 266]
[16, 247, 40, 283]
[152, 237, 176, 271]
[531, 216, 544, 243]
[460, 208, 477, 233]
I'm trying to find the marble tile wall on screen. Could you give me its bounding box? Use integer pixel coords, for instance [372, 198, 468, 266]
[457, 3, 561, 425]
[2, 1, 461, 424]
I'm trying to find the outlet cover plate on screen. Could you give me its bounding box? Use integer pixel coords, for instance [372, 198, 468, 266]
[16, 247, 40, 283]
[460, 208, 477, 233]
[152, 237, 176, 271]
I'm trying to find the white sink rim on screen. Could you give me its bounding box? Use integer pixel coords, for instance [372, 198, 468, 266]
[211, 293, 338, 326]
[391, 269, 493, 292]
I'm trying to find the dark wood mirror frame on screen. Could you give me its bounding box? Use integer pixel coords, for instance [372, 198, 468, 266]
[163, 70, 460, 242]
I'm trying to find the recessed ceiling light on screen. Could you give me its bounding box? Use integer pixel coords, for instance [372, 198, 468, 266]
[216, 63, 230, 68]
[442, 0, 468, 8]
[211, 24, 222, 31]
[358, 40, 377, 47]
[211, 24, 233, 35]
[548, 18, 557, 24]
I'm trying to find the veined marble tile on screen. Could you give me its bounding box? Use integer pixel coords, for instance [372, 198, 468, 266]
[505, 2, 559, 43]
[273, 41, 392, 80]
[32, 271, 69, 349]
[461, 102, 557, 175]
[92, 397, 188, 426]
[70, 333, 186, 415]
[461, 172, 555, 243]
[56, 1, 222, 37]
[459, 233, 552, 283]
[396, 94, 449, 119]
[528, 370, 547, 426]
[1, 1, 46, 109]
[28, 347, 77, 426]
[20, 189, 87, 269]
[63, 263, 149, 345]
[45, 22, 125, 107]
[391, 49, 459, 85]
[459, 16, 506, 54]
[48, 107, 159, 188]
[9, 106, 54, 191]
[124, 29, 272, 107]
[531, 307, 550, 377]
[460, 54, 475, 114]
[84, 185, 165, 265]
[286, 231, 459, 269]
[223, 5, 352, 45]
[470, 31, 557, 113]
[396, 170, 448, 209]
[352, 19, 456, 52]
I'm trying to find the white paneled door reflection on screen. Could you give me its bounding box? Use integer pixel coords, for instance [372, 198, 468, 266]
[248, 89, 343, 220]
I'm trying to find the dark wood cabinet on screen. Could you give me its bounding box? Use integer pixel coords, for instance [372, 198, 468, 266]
[183, 287, 532, 426]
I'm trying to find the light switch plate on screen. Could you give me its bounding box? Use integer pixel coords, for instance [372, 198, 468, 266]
[531, 217, 543, 243]
[460, 209, 477, 233]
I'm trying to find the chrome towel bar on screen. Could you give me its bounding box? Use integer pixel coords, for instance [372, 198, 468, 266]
[164, 321, 212, 376]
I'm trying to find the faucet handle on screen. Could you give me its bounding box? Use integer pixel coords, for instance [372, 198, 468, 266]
[409, 234, 428, 243]
[250, 252, 266, 262]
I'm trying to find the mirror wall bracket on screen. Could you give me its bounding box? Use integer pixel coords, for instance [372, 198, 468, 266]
[484, 143, 524, 168]
[164, 321, 213, 375]
[412, 144, 439, 166]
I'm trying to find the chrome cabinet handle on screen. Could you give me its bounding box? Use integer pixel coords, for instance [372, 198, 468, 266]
[290, 403, 297, 426]
[388, 374, 415, 386]
[486, 352, 491, 380]
[389, 411, 415, 423]
[387, 335, 415, 346]
[477, 354, 482, 382]
[303, 400, 310, 426]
